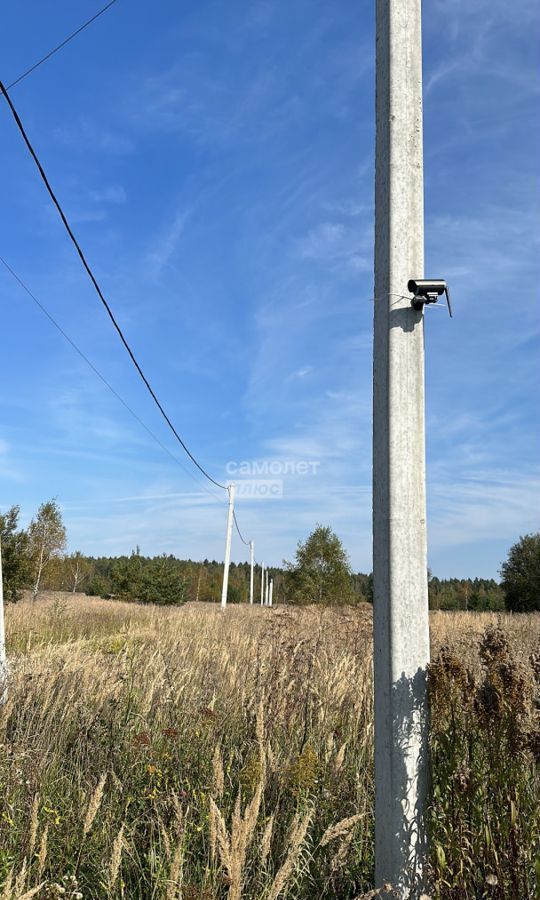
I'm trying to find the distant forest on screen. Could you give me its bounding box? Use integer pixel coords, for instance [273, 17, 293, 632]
[0, 500, 514, 610]
[14, 547, 505, 612]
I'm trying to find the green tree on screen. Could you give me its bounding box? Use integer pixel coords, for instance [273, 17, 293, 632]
[0, 505, 31, 602]
[285, 524, 355, 605]
[352, 571, 373, 603]
[500, 533, 540, 612]
[109, 552, 188, 605]
[111, 549, 144, 600]
[139, 556, 188, 606]
[27, 499, 67, 601]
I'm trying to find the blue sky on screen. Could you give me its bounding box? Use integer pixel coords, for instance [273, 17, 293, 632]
[0, 0, 538, 578]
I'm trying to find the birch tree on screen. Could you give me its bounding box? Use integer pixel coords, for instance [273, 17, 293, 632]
[27, 500, 66, 600]
[66, 551, 92, 593]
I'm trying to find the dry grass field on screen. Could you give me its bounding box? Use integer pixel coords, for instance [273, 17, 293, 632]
[0, 595, 538, 899]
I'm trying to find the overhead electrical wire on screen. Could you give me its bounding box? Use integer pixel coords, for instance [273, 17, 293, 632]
[3, 249, 256, 549]
[0, 79, 227, 492]
[3, 244, 257, 551]
[0, 70, 255, 549]
[2, 0, 261, 569]
[233, 510, 250, 546]
[0, 254, 224, 504]
[6, 0, 121, 91]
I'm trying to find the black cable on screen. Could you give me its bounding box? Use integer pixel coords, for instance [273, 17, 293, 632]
[3, 253, 260, 552]
[0, 79, 227, 492]
[0, 254, 224, 503]
[233, 509, 250, 546]
[6, 0, 120, 90]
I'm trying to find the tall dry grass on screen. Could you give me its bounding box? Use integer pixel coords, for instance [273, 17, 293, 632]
[0, 595, 538, 899]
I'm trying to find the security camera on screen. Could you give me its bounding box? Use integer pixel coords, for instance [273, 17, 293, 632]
[407, 279, 447, 296]
[408, 279, 452, 317]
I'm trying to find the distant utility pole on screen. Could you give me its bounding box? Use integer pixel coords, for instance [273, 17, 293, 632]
[373, 0, 430, 894]
[220, 483, 236, 609]
[269, 579, 273, 607]
[260, 562, 265, 605]
[265, 569, 269, 606]
[249, 540, 255, 605]
[0, 539, 6, 701]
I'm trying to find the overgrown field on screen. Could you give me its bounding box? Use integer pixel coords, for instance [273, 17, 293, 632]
[0, 596, 539, 899]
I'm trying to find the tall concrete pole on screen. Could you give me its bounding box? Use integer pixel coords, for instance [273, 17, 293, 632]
[373, 0, 430, 894]
[260, 562, 265, 605]
[265, 569, 269, 606]
[220, 483, 236, 609]
[249, 540, 255, 605]
[269, 579, 273, 608]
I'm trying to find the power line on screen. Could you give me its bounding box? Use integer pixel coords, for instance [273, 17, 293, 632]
[233, 510, 250, 546]
[0, 79, 227, 492]
[4, 249, 259, 551]
[0, 253, 224, 504]
[0, 81, 254, 549]
[6, 0, 120, 91]
[0, 225, 256, 549]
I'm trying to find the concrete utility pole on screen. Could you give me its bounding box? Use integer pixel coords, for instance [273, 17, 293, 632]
[265, 569, 269, 606]
[373, 0, 430, 894]
[269, 579, 273, 607]
[249, 540, 255, 605]
[260, 562, 265, 605]
[0, 539, 6, 700]
[220, 483, 236, 609]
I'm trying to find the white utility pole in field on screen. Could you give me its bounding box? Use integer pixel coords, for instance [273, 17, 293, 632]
[220, 483, 236, 609]
[260, 562, 265, 605]
[373, 0, 430, 894]
[249, 540, 254, 605]
[269, 579, 273, 607]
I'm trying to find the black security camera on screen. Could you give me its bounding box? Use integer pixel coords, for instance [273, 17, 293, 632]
[407, 279, 452, 317]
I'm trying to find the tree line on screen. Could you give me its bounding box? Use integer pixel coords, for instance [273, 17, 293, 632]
[1, 503, 538, 611]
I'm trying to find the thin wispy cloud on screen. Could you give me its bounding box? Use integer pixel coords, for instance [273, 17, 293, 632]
[145, 207, 192, 279]
[54, 117, 134, 155]
[429, 470, 540, 548]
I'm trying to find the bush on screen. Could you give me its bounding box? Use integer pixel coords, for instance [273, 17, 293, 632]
[85, 575, 111, 598]
[429, 627, 540, 897]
